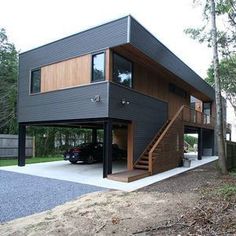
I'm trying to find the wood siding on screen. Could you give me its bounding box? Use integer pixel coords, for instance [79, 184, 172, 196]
[112, 45, 191, 119]
[152, 113, 184, 174]
[41, 55, 91, 92]
[133, 63, 189, 119]
[113, 128, 127, 150]
[105, 49, 112, 81]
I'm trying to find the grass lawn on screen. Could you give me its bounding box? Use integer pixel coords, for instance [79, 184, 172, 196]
[0, 156, 63, 167]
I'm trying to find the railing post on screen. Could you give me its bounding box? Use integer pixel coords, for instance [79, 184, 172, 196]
[103, 119, 112, 178]
[18, 124, 26, 166]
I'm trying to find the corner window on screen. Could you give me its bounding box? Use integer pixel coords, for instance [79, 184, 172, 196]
[92, 53, 105, 82]
[113, 53, 132, 88]
[30, 69, 41, 94]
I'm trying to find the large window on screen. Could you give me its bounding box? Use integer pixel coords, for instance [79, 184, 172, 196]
[113, 53, 132, 88]
[30, 69, 41, 94]
[92, 53, 105, 82]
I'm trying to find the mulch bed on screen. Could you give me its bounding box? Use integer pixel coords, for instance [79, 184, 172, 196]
[135, 162, 236, 235]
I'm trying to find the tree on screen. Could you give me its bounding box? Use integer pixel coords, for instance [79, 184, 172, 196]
[210, 0, 227, 174]
[185, 0, 236, 57]
[185, 0, 231, 174]
[206, 55, 236, 117]
[0, 28, 18, 134]
[184, 134, 198, 147]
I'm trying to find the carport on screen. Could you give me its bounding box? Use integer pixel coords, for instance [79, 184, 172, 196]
[18, 118, 133, 178]
[184, 126, 215, 159]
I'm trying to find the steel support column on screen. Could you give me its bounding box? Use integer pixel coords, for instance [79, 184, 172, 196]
[198, 128, 203, 160]
[18, 124, 26, 166]
[92, 128, 97, 143]
[103, 120, 112, 178]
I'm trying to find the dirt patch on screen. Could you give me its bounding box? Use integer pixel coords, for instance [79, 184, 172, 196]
[0, 162, 235, 236]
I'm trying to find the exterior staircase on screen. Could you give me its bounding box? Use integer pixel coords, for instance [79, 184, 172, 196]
[134, 120, 170, 171]
[108, 105, 214, 182]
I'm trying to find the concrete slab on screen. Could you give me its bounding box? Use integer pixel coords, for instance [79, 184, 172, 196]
[0, 154, 218, 191]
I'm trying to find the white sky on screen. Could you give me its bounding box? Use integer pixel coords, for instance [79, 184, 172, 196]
[0, 0, 212, 78]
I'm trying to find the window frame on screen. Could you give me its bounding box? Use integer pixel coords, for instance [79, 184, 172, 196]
[30, 68, 41, 94]
[91, 51, 106, 83]
[112, 52, 133, 88]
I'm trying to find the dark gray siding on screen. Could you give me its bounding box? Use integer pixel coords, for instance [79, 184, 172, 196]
[109, 83, 168, 162]
[18, 82, 109, 123]
[129, 17, 215, 100]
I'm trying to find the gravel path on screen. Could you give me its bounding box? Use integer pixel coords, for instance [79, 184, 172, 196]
[0, 170, 105, 223]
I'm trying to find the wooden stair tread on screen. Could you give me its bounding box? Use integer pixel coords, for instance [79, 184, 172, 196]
[138, 160, 148, 165]
[135, 164, 149, 170]
[107, 170, 150, 183]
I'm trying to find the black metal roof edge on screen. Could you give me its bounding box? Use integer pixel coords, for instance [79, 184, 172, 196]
[128, 16, 215, 100]
[20, 15, 130, 56]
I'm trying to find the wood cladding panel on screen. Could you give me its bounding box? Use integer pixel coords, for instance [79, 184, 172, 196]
[128, 123, 134, 171]
[105, 49, 112, 81]
[133, 62, 189, 119]
[113, 128, 128, 150]
[152, 117, 184, 174]
[168, 91, 189, 118]
[41, 55, 91, 92]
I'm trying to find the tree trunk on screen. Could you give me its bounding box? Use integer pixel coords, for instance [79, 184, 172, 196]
[210, 0, 228, 174]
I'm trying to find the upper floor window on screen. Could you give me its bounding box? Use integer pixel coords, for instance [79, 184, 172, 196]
[30, 69, 41, 94]
[92, 53, 105, 82]
[113, 53, 132, 88]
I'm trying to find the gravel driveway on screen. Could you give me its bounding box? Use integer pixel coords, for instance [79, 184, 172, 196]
[0, 170, 105, 223]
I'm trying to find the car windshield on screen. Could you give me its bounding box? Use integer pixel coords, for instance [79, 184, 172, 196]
[79, 143, 91, 148]
[79, 143, 103, 148]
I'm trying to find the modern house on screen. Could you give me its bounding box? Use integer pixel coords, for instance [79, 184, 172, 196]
[18, 16, 217, 182]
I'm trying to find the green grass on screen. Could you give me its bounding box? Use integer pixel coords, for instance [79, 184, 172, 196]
[217, 184, 236, 199]
[230, 168, 236, 177]
[0, 156, 63, 167]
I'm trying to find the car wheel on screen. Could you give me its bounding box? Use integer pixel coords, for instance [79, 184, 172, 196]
[86, 155, 94, 164]
[69, 160, 78, 164]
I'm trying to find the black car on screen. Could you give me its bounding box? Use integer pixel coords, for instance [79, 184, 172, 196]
[64, 142, 127, 164]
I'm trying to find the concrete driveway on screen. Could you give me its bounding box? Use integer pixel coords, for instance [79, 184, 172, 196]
[0, 155, 218, 192]
[0, 170, 105, 223]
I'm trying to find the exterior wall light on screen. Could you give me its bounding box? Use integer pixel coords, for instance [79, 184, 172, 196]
[91, 95, 101, 103]
[121, 98, 130, 105]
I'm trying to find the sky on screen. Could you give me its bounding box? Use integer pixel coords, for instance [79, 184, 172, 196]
[1, 0, 235, 139]
[0, 0, 213, 78]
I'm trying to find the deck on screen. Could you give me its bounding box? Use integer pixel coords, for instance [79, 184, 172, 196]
[107, 169, 150, 183]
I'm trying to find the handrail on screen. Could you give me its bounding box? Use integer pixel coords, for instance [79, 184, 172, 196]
[148, 105, 185, 172]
